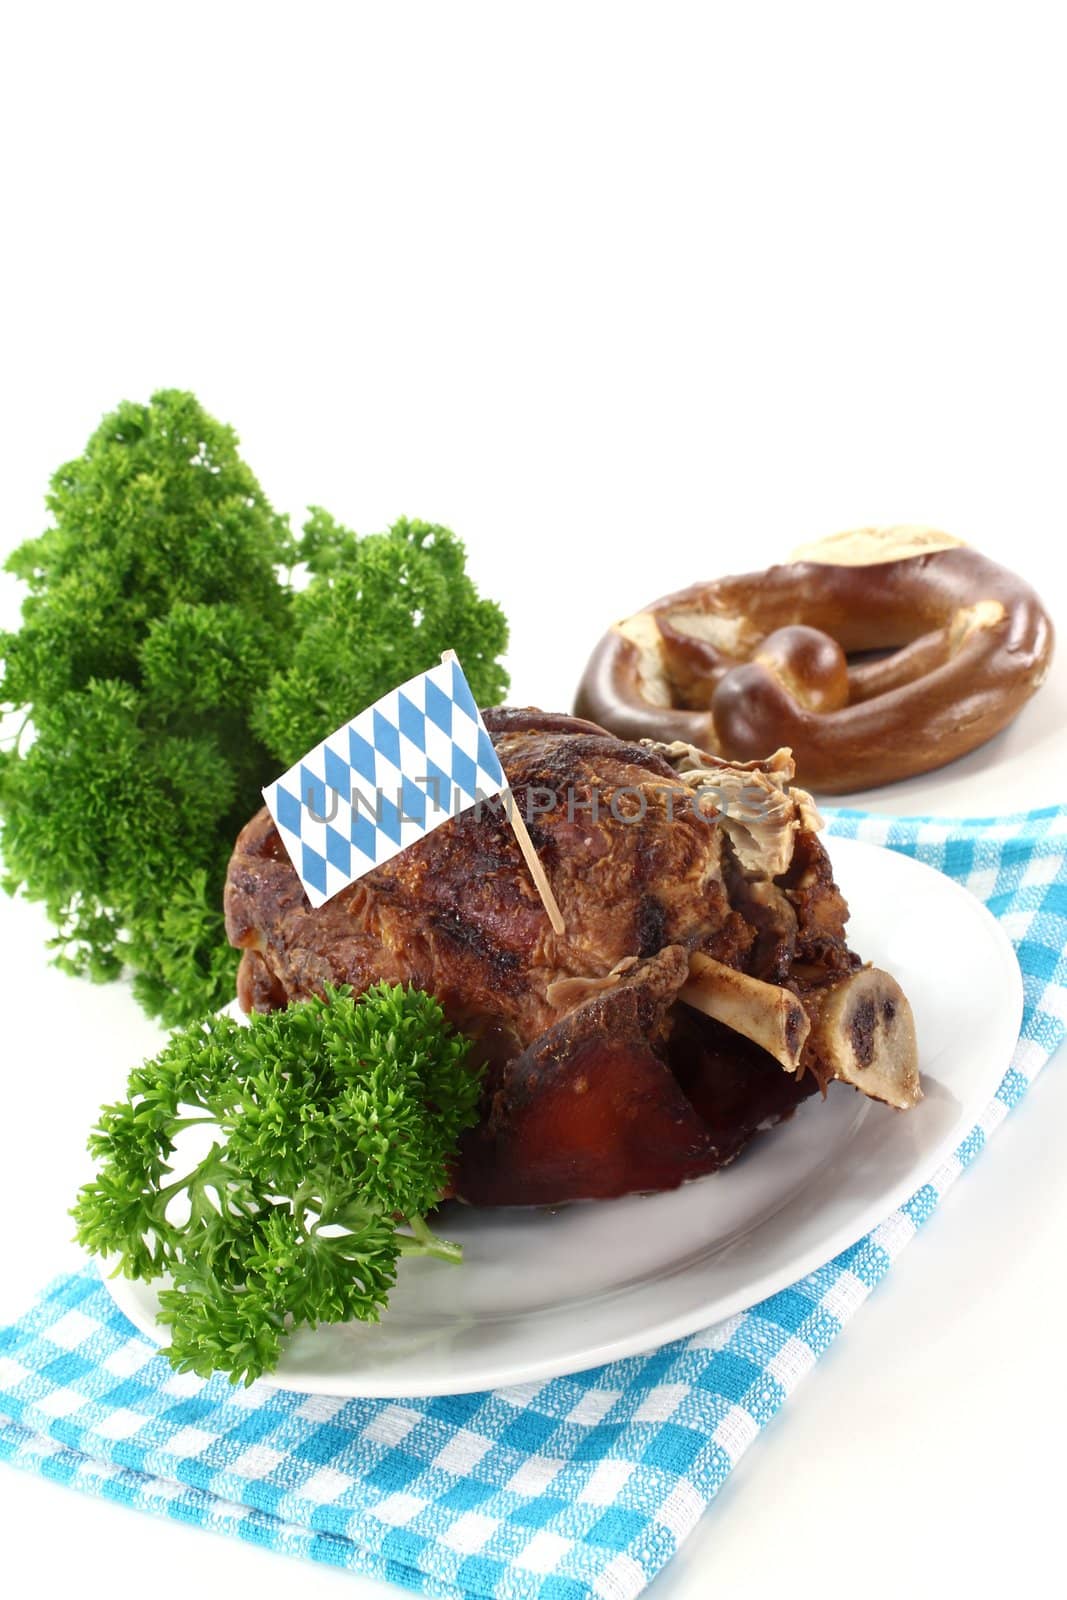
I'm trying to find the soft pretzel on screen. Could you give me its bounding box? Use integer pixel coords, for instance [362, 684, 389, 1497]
[574, 526, 1054, 793]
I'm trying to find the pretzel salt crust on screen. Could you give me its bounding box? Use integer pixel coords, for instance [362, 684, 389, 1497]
[575, 526, 1054, 793]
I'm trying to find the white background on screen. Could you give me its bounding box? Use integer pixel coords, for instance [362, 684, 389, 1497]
[1, 4, 1066, 1598]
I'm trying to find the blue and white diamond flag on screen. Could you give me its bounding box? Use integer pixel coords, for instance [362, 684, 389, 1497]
[262, 655, 507, 908]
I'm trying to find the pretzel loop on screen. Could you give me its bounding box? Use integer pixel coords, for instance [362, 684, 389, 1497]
[575, 527, 1054, 793]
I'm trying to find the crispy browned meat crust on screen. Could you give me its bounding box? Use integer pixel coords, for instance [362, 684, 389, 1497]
[227, 711, 734, 1057]
[224, 707, 859, 1204]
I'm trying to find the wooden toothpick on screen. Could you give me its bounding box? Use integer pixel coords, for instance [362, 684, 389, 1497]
[503, 790, 566, 935]
[441, 651, 566, 936]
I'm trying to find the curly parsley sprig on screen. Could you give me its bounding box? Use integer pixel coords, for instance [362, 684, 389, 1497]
[0, 390, 509, 1024]
[72, 983, 483, 1385]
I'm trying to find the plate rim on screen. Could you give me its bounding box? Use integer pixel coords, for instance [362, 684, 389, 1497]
[103, 835, 1024, 1396]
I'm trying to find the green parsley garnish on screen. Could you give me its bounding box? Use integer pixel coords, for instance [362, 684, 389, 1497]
[72, 984, 483, 1385]
[0, 390, 509, 1025]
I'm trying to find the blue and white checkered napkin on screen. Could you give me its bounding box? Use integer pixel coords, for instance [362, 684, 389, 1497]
[1, 807, 1064, 1600]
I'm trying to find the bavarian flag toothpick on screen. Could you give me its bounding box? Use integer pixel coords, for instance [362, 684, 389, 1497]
[261, 651, 565, 932]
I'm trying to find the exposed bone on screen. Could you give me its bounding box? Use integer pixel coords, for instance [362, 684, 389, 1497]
[681, 952, 810, 1072]
[805, 966, 921, 1109]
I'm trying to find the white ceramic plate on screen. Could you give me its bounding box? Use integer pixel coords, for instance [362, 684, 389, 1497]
[106, 836, 1022, 1397]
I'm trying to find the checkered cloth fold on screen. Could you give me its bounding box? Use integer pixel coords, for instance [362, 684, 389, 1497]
[1, 807, 1064, 1600]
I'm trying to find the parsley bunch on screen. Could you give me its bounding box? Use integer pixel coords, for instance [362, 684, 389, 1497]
[0, 391, 509, 1024]
[73, 984, 482, 1385]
